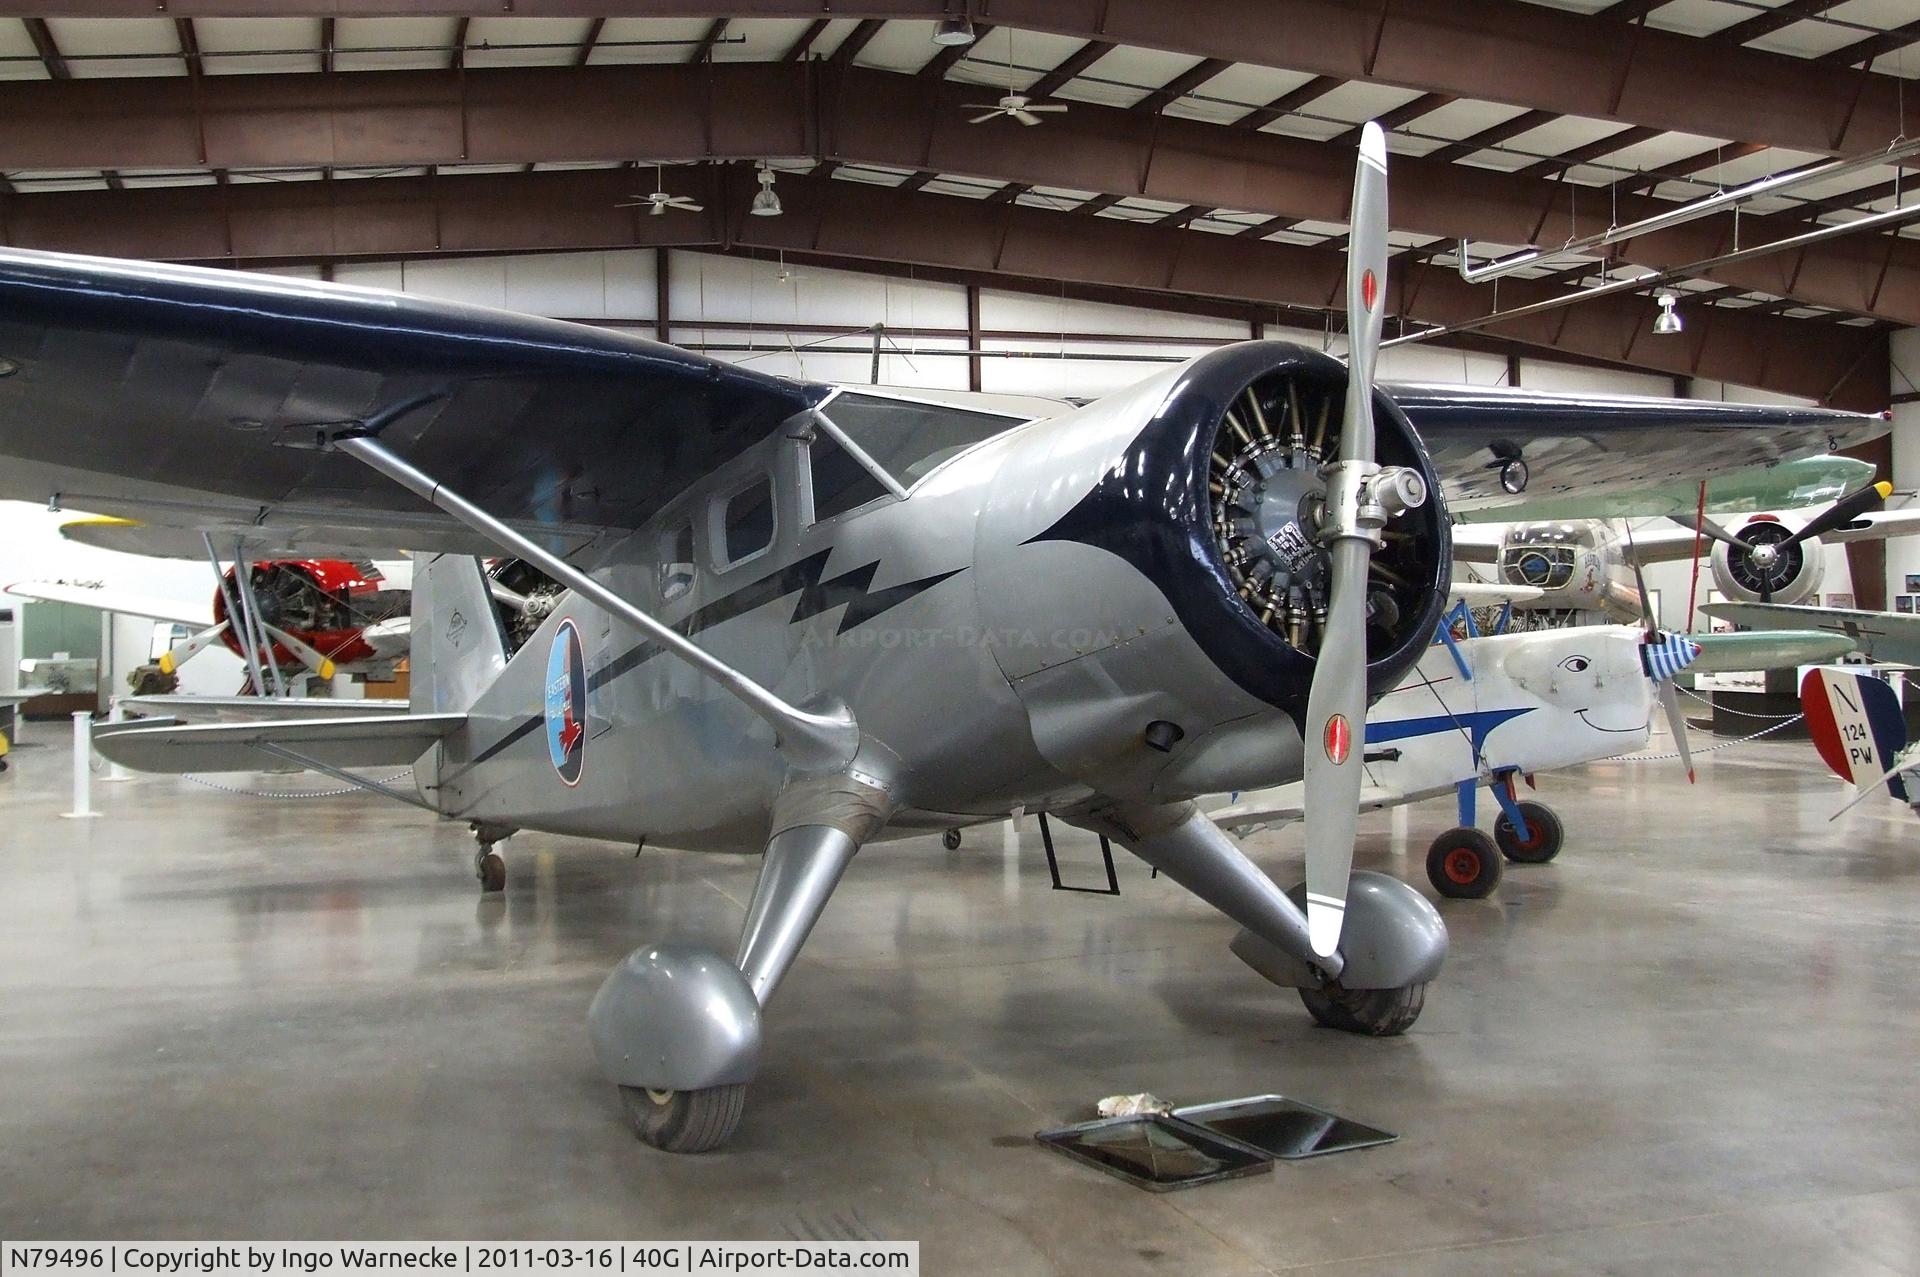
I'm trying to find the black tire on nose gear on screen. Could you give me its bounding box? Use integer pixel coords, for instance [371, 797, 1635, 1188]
[1299, 981, 1427, 1036]
[476, 849, 506, 893]
[1426, 827, 1502, 898]
[620, 1084, 748, 1153]
[942, 828, 962, 851]
[1494, 800, 1564, 864]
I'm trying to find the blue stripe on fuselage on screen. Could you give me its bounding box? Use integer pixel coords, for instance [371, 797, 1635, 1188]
[1366, 706, 1534, 744]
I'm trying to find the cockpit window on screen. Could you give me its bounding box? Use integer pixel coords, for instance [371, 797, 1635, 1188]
[818, 393, 1022, 488]
[1502, 545, 1575, 589]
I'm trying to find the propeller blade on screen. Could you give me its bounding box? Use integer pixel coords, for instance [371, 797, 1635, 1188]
[1640, 631, 1702, 783]
[1665, 511, 1746, 549]
[649, 201, 666, 215]
[262, 623, 338, 681]
[487, 579, 530, 612]
[968, 111, 1004, 124]
[1013, 109, 1043, 126]
[669, 198, 705, 212]
[1656, 677, 1695, 784]
[156, 620, 231, 676]
[1302, 120, 1389, 960]
[1621, 521, 1659, 637]
[1783, 479, 1893, 548]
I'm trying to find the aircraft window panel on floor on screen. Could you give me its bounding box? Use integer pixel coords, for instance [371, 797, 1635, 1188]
[820, 392, 1025, 489]
[717, 473, 777, 571]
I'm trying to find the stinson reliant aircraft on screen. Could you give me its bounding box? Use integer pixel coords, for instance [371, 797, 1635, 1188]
[0, 126, 1887, 1153]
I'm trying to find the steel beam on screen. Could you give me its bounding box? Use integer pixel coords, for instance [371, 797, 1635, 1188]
[0, 164, 1884, 409]
[3, 61, 1914, 323]
[2, 0, 1915, 160]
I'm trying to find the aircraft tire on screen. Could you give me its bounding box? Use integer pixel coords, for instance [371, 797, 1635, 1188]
[476, 849, 507, 894]
[620, 1083, 748, 1154]
[1495, 801, 1563, 864]
[1299, 981, 1426, 1036]
[942, 828, 962, 851]
[1426, 828, 1502, 898]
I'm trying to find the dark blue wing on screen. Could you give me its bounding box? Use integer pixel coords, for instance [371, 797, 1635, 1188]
[0, 248, 826, 556]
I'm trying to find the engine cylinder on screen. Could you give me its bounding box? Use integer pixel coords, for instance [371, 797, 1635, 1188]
[1710, 521, 1824, 604]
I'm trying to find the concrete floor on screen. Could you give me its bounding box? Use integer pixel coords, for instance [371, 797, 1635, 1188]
[2, 726, 1919, 1272]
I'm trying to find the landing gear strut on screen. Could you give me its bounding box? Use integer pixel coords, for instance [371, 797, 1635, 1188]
[590, 775, 893, 1154]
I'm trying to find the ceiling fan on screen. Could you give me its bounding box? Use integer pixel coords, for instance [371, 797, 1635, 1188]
[618, 165, 704, 216]
[964, 93, 1068, 126]
[964, 32, 1068, 126]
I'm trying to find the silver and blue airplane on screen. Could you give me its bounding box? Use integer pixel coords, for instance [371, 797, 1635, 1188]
[0, 128, 1887, 1152]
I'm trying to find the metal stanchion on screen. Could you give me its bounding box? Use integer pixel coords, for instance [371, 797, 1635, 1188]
[62, 710, 100, 819]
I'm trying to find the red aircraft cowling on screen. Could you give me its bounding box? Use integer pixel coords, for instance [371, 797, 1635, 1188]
[209, 559, 398, 672]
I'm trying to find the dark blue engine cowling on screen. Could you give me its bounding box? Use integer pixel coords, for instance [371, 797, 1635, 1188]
[1033, 341, 1451, 725]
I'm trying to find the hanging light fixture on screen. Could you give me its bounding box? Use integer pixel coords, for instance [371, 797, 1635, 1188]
[750, 162, 783, 217]
[932, 14, 976, 46]
[1652, 289, 1682, 336]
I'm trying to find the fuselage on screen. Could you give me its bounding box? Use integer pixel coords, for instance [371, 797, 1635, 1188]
[414, 343, 1452, 850]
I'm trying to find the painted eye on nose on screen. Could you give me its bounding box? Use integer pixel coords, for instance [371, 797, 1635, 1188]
[1559, 655, 1590, 672]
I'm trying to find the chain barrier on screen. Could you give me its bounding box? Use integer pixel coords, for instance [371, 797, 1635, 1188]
[181, 771, 414, 800]
[1679, 684, 1803, 720]
[1627, 713, 1805, 763]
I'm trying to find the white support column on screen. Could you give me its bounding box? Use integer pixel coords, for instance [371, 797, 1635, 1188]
[1884, 329, 1920, 610]
[62, 710, 98, 819]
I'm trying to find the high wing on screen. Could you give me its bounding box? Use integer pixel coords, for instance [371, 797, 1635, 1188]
[1385, 385, 1885, 515]
[1704, 601, 1920, 667]
[3, 578, 212, 628]
[0, 248, 824, 559]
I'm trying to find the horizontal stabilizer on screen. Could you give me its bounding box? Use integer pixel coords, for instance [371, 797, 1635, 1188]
[125, 695, 410, 724]
[95, 713, 463, 774]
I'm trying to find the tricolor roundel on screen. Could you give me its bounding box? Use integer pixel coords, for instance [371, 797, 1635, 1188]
[545, 618, 587, 786]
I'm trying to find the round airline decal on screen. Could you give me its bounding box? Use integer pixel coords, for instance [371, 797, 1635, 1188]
[545, 618, 587, 786]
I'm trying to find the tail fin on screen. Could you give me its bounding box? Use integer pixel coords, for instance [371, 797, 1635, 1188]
[409, 554, 509, 715]
[1800, 667, 1910, 803]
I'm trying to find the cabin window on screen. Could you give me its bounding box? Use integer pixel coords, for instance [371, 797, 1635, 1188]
[719, 474, 776, 568]
[809, 432, 893, 523]
[660, 523, 696, 602]
[818, 393, 1021, 489]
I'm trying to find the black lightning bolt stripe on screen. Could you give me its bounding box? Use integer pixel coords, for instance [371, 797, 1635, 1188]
[458, 551, 964, 770]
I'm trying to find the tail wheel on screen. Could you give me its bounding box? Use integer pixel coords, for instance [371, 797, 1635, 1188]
[1495, 801, 1564, 864]
[1426, 827, 1502, 899]
[1299, 981, 1426, 1036]
[619, 1084, 748, 1154]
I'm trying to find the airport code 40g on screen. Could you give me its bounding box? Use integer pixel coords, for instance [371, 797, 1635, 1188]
[1, 1246, 917, 1277]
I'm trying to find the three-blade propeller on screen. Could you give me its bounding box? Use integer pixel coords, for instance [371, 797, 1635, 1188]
[1668, 480, 1895, 601]
[1301, 122, 1395, 960]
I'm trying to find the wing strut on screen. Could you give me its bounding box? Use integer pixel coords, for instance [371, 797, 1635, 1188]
[327, 425, 861, 775]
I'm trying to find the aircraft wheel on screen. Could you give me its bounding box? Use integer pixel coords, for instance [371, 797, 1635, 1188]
[619, 1084, 748, 1154]
[942, 828, 962, 851]
[1495, 801, 1564, 864]
[1426, 828, 1502, 899]
[475, 848, 506, 894]
[1299, 981, 1426, 1036]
